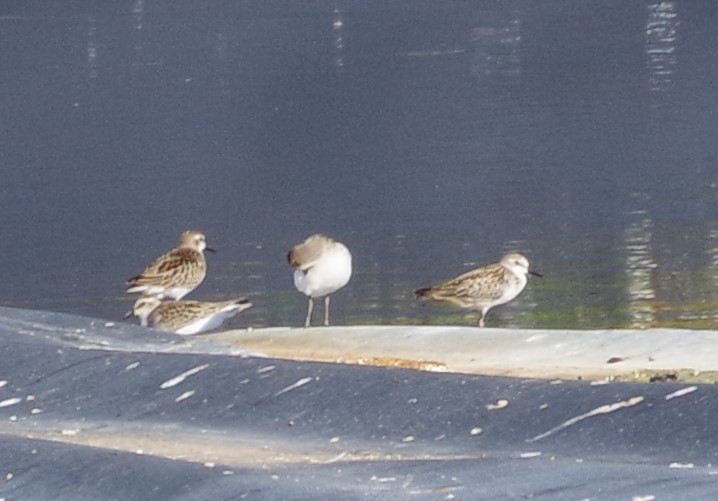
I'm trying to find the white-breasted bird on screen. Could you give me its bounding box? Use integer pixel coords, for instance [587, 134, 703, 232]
[288, 234, 352, 327]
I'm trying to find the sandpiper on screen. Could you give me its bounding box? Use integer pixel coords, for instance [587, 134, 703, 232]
[126, 230, 215, 300]
[288, 234, 352, 327]
[127, 296, 252, 335]
[415, 252, 541, 327]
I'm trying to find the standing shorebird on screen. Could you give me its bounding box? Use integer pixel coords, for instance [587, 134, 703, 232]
[288, 234, 352, 327]
[126, 230, 215, 300]
[127, 296, 252, 335]
[415, 252, 541, 327]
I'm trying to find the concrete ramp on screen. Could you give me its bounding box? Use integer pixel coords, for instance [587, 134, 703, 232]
[210, 324, 718, 381]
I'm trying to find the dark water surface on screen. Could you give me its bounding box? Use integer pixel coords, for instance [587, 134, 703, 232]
[2, 1, 718, 329]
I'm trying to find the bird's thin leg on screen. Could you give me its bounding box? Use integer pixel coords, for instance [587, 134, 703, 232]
[305, 297, 314, 328]
[324, 295, 331, 326]
[478, 311, 485, 328]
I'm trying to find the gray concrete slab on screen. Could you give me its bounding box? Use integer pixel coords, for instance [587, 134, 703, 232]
[209, 325, 718, 380]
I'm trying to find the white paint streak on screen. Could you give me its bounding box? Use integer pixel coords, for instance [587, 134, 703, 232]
[486, 399, 509, 410]
[664, 386, 698, 401]
[525, 334, 547, 343]
[313, 451, 348, 464]
[371, 475, 397, 482]
[669, 462, 694, 469]
[519, 451, 542, 458]
[160, 364, 209, 389]
[273, 377, 313, 397]
[175, 390, 195, 402]
[0, 398, 22, 408]
[527, 395, 644, 442]
[0, 380, 7, 388]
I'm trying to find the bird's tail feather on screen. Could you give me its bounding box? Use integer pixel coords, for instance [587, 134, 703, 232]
[414, 287, 433, 299]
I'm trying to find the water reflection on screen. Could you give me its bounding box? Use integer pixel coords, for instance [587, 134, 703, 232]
[133, 0, 145, 30]
[332, 8, 345, 70]
[705, 225, 718, 325]
[86, 15, 98, 78]
[620, 205, 718, 329]
[645, 2, 678, 92]
[469, 14, 521, 80]
[624, 212, 657, 327]
[708, 225, 718, 282]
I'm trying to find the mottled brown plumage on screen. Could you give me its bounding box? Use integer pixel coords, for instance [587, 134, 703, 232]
[415, 252, 540, 327]
[126, 230, 215, 300]
[128, 296, 252, 335]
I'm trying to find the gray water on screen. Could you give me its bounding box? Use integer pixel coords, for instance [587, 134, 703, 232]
[2, 1, 717, 329]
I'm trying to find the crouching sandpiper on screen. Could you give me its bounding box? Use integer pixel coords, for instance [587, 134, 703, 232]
[127, 296, 252, 335]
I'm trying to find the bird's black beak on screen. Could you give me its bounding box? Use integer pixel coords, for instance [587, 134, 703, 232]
[205, 247, 217, 253]
[529, 271, 543, 278]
